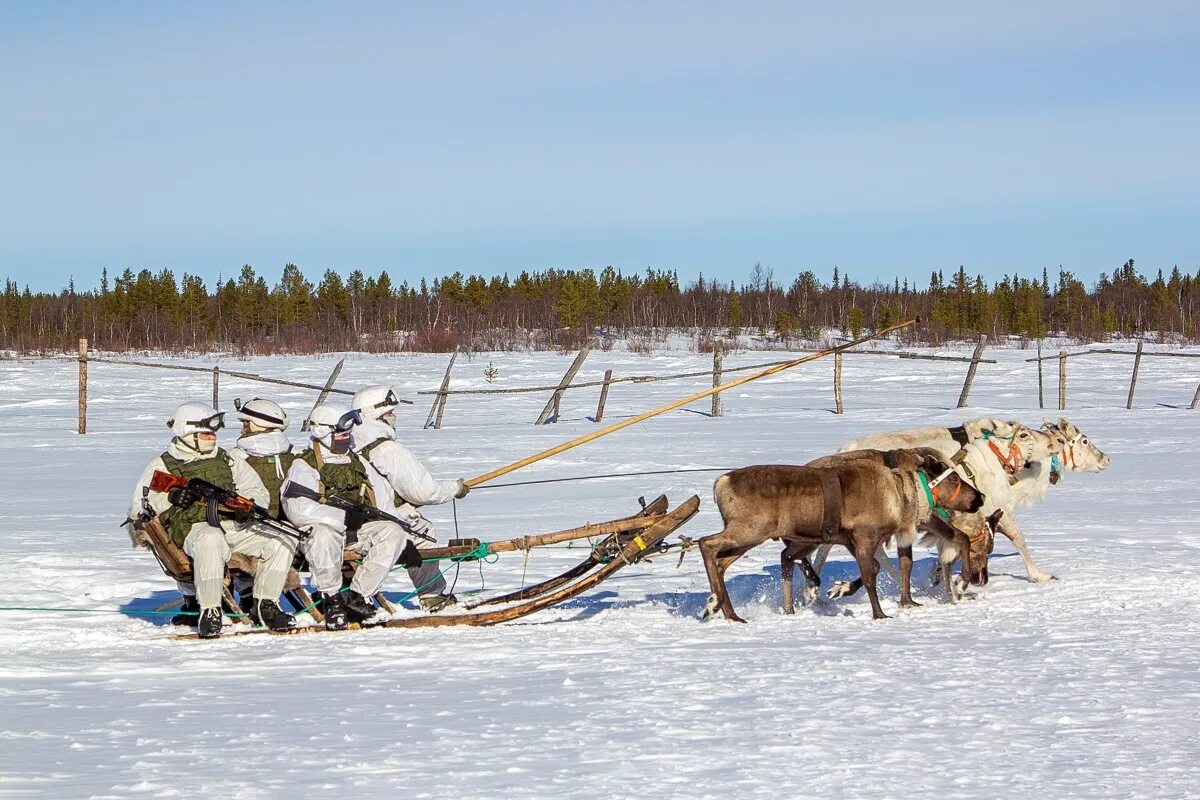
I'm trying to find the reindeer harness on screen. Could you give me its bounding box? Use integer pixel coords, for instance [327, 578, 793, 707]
[817, 469, 842, 540]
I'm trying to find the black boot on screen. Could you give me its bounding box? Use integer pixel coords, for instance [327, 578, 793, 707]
[197, 607, 223, 639]
[171, 595, 200, 627]
[320, 591, 349, 631]
[252, 599, 297, 632]
[343, 590, 378, 623]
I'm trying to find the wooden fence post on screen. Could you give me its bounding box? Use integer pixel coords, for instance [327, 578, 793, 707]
[711, 341, 724, 418]
[535, 348, 590, 425]
[1037, 339, 1044, 409]
[1058, 351, 1067, 410]
[1191, 382, 1200, 410]
[424, 348, 459, 430]
[956, 334, 987, 408]
[212, 366, 220, 409]
[302, 358, 345, 431]
[78, 340, 87, 438]
[833, 351, 843, 414]
[434, 387, 450, 430]
[594, 369, 612, 422]
[1126, 340, 1144, 410]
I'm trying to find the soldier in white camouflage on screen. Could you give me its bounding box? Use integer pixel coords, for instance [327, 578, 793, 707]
[228, 397, 300, 612]
[350, 385, 470, 612]
[127, 402, 297, 639]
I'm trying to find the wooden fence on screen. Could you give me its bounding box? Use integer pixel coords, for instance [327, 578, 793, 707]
[70, 336, 1198, 434]
[1024, 342, 1200, 411]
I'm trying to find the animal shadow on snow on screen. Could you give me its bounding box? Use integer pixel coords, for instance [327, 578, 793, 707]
[648, 557, 953, 619]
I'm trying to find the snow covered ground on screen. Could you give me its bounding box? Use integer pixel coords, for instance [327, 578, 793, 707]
[2, 342, 1198, 798]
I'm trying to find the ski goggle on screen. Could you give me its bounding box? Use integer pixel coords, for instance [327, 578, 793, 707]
[169, 411, 225, 432]
[371, 389, 400, 410]
[234, 397, 285, 427]
[333, 409, 362, 433]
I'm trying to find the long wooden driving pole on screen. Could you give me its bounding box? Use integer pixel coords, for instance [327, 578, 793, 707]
[466, 319, 917, 488]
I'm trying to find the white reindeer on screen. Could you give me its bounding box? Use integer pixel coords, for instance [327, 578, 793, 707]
[807, 420, 1066, 598]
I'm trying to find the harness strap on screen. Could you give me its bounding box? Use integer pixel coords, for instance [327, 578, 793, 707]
[818, 469, 842, 541]
[986, 439, 1021, 474]
[916, 471, 951, 523]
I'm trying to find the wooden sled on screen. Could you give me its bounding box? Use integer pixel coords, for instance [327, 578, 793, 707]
[175, 494, 700, 639]
[132, 514, 320, 622]
[467, 494, 670, 608]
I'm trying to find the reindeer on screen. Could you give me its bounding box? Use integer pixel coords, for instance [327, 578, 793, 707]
[807, 421, 1065, 584]
[698, 450, 984, 623]
[789, 448, 1003, 611]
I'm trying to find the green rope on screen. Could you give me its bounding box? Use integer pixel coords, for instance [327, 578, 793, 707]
[916, 472, 951, 523]
[420, 541, 496, 563]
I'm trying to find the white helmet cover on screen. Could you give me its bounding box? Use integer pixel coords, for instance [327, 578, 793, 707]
[235, 397, 288, 431]
[351, 385, 400, 422]
[168, 402, 225, 437]
[307, 403, 362, 447]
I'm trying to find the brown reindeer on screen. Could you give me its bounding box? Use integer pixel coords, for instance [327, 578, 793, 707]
[784, 448, 999, 612]
[699, 450, 984, 623]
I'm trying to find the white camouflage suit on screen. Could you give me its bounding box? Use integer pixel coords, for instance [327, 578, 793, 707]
[127, 440, 296, 610]
[353, 419, 460, 598]
[281, 443, 414, 599]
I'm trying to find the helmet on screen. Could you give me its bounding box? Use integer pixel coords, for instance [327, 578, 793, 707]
[307, 403, 362, 450]
[167, 402, 225, 437]
[234, 397, 288, 431]
[351, 385, 400, 422]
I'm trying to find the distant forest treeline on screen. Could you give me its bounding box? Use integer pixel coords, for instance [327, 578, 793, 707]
[1, 259, 1197, 354]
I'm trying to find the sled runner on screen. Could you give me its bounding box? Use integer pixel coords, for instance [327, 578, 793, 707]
[173, 494, 700, 639]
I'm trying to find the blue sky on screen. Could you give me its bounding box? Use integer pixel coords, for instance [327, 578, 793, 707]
[2, 1, 1197, 291]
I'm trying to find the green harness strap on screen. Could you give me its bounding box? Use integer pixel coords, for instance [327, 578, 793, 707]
[916, 471, 951, 523]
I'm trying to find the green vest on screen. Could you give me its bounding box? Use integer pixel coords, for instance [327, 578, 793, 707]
[299, 448, 376, 507]
[358, 438, 412, 508]
[159, 449, 235, 547]
[242, 450, 298, 518]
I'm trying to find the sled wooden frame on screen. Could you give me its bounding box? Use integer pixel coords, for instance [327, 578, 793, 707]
[329, 496, 677, 614]
[381, 494, 699, 629]
[176, 494, 699, 638]
[465, 494, 670, 608]
[132, 514, 319, 621]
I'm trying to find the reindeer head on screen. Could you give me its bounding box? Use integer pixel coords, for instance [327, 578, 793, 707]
[1044, 417, 1111, 474]
[920, 454, 985, 514]
[1015, 425, 1065, 464]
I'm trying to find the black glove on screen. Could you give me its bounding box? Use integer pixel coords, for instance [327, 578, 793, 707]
[167, 487, 200, 509]
[397, 540, 424, 569]
[232, 508, 253, 525]
[342, 507, 369, 531]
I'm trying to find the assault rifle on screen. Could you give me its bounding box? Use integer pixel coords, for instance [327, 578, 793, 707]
[281, 480, 436, 543]
[147, 470, 309, 541]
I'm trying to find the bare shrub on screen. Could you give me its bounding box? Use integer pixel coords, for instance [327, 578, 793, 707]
[404, 328, 461, 353]
[628, 334, 655, 355]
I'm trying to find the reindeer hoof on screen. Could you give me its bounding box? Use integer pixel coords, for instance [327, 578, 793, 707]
[1028, 571, 1055, 583]
[900, 599, 922, 609]
[801, 585, 819, 606]
[701, 594, 720, 621]
[827, 580, 854, 599]
[872, 612, 891, 620]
